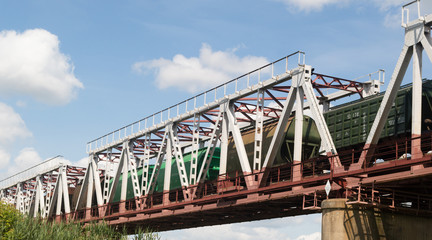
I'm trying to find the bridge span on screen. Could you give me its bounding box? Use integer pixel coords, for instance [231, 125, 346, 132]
[2, 1, 432, 239]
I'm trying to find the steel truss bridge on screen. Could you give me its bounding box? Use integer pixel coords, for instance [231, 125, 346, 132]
[2, 0, 432, 233]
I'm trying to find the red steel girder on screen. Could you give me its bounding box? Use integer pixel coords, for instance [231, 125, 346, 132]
[269, 73, 367, 99]
[311, 73, 365, 98]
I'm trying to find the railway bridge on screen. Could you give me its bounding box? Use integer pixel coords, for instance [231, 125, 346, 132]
[2, 1, 432, 239]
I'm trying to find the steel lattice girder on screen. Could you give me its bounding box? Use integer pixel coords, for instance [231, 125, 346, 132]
[92, 73, 376, 161]
[73, 48, 389, 221]
[357, 11, 432, 168]
[0, 163, 85, 218]
[2, 52, 390, 222]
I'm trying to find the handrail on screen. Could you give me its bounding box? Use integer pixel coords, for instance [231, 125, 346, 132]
[402, 0, 422, 27]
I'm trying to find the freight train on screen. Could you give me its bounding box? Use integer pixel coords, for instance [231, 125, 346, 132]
[99, 80, 432, 202]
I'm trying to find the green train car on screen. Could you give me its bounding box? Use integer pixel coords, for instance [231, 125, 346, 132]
[227, 116, 321, 175]
[324, 80, 432, 149]
[110, 148, 220, 202]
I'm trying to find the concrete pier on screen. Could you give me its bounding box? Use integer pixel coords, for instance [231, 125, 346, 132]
[321, 199, 432, 240]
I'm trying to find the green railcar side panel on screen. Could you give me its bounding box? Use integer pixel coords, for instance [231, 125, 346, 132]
[111, 147, 221, 202]
[324, 80, 432, 149]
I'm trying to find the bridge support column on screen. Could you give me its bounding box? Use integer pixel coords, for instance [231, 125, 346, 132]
[321, 199, 432, 240]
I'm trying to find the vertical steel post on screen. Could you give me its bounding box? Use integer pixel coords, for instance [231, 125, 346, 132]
[33, 175, 44, 218]
[141, 134, 151, 196]
[253, 89, 264, 173]
[55, 174, 63, 217]
[120, 143, 129, 212]
[163, 129, 173, 205]
[293, 81, 304, 183]
[86, 161, 94, 219]
[60, 165, 71, 216]
[412, 43, 423, 159]
[190, 114, 200, 185]
[15, 183, 22, 212]
[103, 149, 112, 205]
[219, 103, 229, 179]
[42, 174, 51, 218]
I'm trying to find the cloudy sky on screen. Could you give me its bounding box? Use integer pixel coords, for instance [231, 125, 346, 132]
[0, 0, 431, 239]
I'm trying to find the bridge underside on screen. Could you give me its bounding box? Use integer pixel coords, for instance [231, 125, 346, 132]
[116, 196, 318, 233]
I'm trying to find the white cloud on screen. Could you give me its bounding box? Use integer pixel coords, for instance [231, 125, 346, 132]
[275, 0, 349, 12]
[371, 0, 405, 11]
[14, 148, 42, 167]
[73, 156, 89, 167]
[313, 215, 322, 224]
[384, 11, 402, 29]
[275, 0, 412, 16]
[162, 223, 292, 240]
[275, 0, 429, 17]
[0, 148, 11, 169]
[161, 215, 321, 240]
[0, 102, 32, 144]
[295, 232, 321, 240]
[0, 29, 83, 105]
[15, 100, 27, 108]
[133, 43, 268, 93]
[7, 148, 43, 175]
[3, 152, 73, 180]
[374, 0, 425, 28]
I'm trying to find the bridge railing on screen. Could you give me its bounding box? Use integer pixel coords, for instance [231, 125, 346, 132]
[86, 51, 305, 153]
[402, 0, 422, 27]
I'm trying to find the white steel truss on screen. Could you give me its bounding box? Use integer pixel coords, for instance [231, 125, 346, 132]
[2, 48, 386, 220]
[73, 49, 386, 220]
[0, 157, 85, 219]
[357, 1, 432, 168]
[253, 89, 265, 172]
[259, 65, 341, 186]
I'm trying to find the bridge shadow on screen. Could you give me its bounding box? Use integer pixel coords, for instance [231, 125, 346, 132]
[343, 205, 386, 240]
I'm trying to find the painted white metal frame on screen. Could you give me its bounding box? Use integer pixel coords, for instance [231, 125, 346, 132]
[260, 65, 341, 186]
[358, 5, 432, 168]
[0, 162, 83, 220]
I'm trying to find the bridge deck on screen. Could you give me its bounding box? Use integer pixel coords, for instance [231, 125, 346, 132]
[69, 133, 432, 233]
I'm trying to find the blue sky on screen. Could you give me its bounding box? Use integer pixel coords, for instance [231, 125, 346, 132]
[0, 0, 431, 239]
